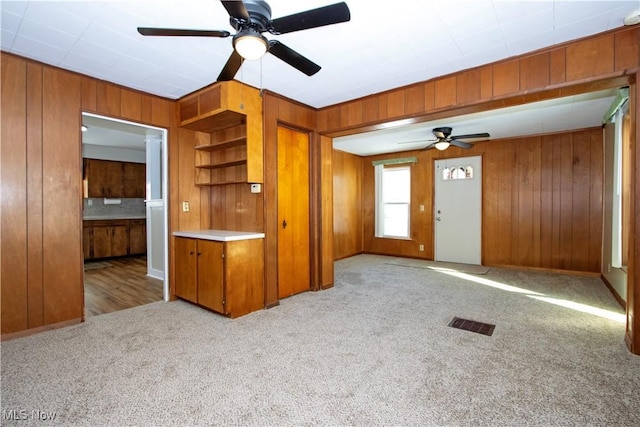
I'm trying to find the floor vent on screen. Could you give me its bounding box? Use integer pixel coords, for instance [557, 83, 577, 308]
[448, 317, 495, 336]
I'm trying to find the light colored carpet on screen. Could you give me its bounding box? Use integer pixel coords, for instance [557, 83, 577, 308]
[385, 257, 491, 274]
[2, 254, 639, 426]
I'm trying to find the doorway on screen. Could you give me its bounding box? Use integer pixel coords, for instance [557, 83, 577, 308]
[277, 126, 311, 298]
[81, 113, 169, 316]
[434, 155, 482, 265]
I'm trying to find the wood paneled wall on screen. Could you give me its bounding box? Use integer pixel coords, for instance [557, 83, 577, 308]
[333, 128, 603, 273]
[332, 149, 363, 259]
[0, 52, 175, 337]
[317, 27, 638, 135]
[173, 128, 264, 233]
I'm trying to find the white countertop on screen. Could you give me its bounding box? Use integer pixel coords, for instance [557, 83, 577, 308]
[173, 230, 265, 242]
[83, 215, 147, 220]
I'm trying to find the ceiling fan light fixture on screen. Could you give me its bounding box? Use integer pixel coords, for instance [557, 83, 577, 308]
[434, 141, 450, 151]
[233, 28, 268, 60]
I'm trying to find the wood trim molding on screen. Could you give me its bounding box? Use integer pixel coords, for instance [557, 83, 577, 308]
[1, 318, 82, 342]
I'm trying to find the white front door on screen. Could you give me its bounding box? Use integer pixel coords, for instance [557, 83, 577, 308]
[434, 155, 482, 265]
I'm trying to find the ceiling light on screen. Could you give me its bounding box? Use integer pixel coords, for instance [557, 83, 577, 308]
[233, 28, 268, 60]
[81, 125, 88, 132]
[624, 9, 640, 26]
[435, 141, 450, 151]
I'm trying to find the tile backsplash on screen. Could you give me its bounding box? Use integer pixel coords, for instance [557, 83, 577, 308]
[83, 198, 145, 217]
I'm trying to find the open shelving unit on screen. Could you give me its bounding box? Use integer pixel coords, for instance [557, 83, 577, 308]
[177, 81, 263, 186]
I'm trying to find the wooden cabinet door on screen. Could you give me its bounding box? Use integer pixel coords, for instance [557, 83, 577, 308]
[110, 224, 128, 257]
[82, 225, 92, 260]
[124, 162, 146, 198]
[174, 237, 197, 303]
[129, 220, 146, 254]
[225, 239, 264, 318]
[86, 159, 124, 197]
[197, 240, 225, 313]
[277, 126, 310, 298]
[92, 226, 111, 259]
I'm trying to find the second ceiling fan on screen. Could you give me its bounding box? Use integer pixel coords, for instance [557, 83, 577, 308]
[400, 127, 490, 151]
[137, 0, 351, 82]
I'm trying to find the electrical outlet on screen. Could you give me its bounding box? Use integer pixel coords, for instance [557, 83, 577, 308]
[182, 201, 190, 212]
[419, 244, 424, 251]
[419, 204, 424, 212]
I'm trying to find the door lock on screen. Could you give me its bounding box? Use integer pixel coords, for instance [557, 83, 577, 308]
[282, 219, 287, 229]
[436, 217, 442, 221]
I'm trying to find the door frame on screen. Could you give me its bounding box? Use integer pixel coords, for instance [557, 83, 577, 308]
[276, 124, 313, 298]
[80, 112, 169, 302]
[433, 154, 483, 265]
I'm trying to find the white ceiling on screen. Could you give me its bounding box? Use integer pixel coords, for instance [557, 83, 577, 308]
[2, 1, 638, 155]
[334, 88, 619, 155]
[82, 113, 163, 152]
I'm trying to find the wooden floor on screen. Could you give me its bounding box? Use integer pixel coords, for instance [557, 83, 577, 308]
[84, 255, 163, 317]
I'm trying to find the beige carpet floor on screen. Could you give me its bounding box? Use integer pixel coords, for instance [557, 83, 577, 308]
[2, 254, 639, 426]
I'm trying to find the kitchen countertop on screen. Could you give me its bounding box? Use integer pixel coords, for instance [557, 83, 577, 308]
[173, 230, 265, 242]
[83, 215, 147, 220]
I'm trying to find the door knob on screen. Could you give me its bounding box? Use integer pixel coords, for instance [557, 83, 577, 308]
[436, 217, 442, 221]
[282, 219, 287, 229]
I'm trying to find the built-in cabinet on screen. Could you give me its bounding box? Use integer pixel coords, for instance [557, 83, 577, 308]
[83, 219, 147, 260]
[174, 234, 264, 318]
[177, 81, 263, 186]
[83, 158, 146, 198]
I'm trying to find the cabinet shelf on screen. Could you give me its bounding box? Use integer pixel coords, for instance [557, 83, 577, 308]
[195, 136, 246, 152]
[196, 159, 247, 170]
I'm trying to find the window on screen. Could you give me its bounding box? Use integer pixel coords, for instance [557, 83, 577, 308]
[442, 165, 474, 180]
[375, 165, 411, 238]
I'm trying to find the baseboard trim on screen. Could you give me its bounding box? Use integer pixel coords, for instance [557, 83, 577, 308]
[1, 318, 82, 342]
[600, 273, 626, 309]
[265, 301, 280, 310]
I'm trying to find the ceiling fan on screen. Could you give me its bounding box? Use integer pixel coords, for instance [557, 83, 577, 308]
[137, 1, 351, 82]
[400, 127, 490, 151]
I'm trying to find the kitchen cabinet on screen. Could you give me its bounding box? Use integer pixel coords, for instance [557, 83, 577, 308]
[84, 159, 146, 198]
[84, 159, 124, 197]
[124, 162, 146, 198]
[83, 219, 147, 260]
[91, 220, 128, 259]
[174, 235, 264, 318]
[128, 219, 147, 255]
[83, 224, 92, 260]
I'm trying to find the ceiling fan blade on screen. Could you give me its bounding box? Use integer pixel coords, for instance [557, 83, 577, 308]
[221, 0, 250, 21]
[217, 50, 244, 81]
[451, 132, 490, 140]
[398, 139, 436, 145]
[449, 140, 474, 149]
[137, 27, 230, 37]
[268, 40, 321, 76]
[269, 2, 350, 34]
[421, 143, 437, 151]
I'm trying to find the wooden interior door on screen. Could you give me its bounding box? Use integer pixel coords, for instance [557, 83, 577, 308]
[277, 126, 310, 298]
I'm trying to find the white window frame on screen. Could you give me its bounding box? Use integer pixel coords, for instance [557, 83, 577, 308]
[375, 164, 411, 239]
